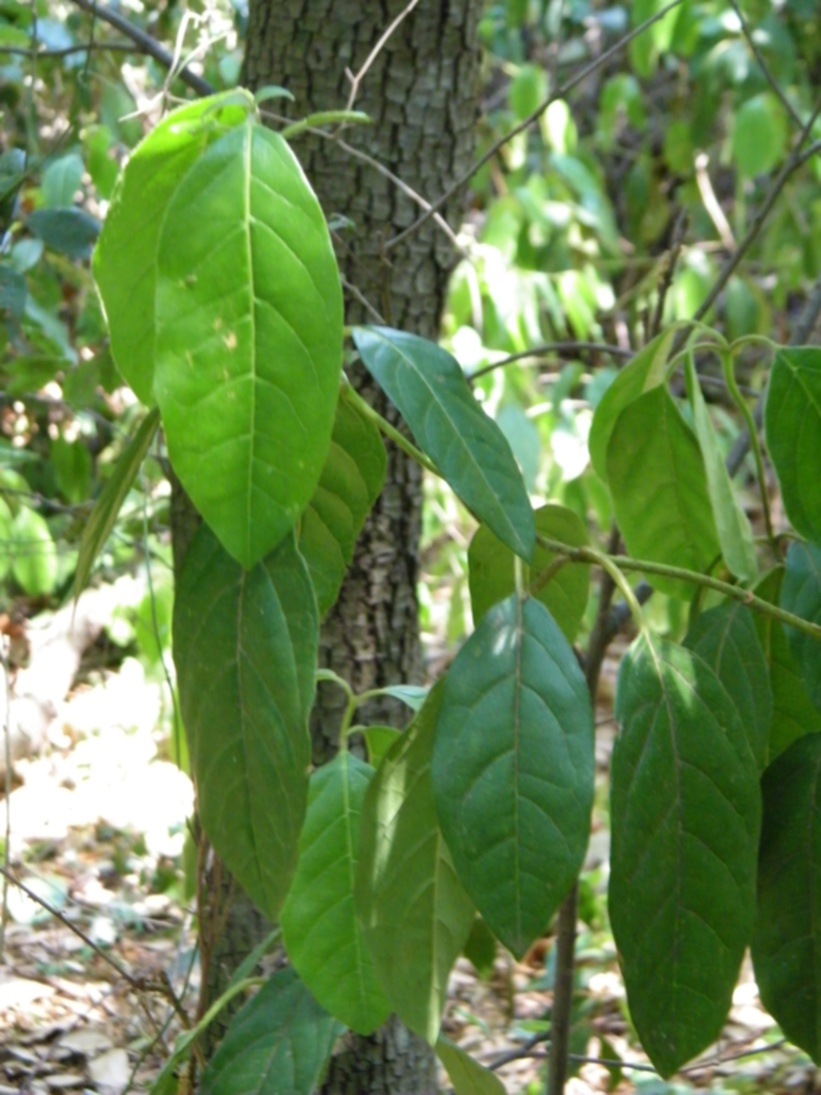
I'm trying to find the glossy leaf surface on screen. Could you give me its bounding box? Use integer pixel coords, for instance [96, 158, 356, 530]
[610, 636, 760, 1076]
[779, 541, 821, 711]
[468, 504, 590, 642]
[606, 386, 720, 597]
[173, 526, 317, 920]
[432, 595, 594, 957]
[357, 685, 474, 1043]
[752, 734, 821, 1065]
[281, 751, 390, 1034]
[765, 347, 821, 542]
[353, 326, 535, 562]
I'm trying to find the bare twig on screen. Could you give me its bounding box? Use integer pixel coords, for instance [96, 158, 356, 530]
[729, 0, 803, 128]
[340, 275, 386, 324]
[344, 0, 421, 112]
[468, 341, 631, 383]
[385, 0, 684, 252]
[695, 152, 736, 250]
[649, 209, 688, 339]
[0, 42, 135, 58]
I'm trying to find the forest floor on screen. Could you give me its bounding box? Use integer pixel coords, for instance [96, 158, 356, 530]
[0, 612, 817, 1095]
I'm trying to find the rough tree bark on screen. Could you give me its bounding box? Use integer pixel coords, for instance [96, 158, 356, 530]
[177, 2, 482, 1091]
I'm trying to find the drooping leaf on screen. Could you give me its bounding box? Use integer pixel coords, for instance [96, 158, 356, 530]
[353, 326, 535, 562]
[684, 602, 771, 770]
[468, 504, 590, 641]
[11, 506, 58, 596]
[779, 541, 821, 711]
[765, 348, 821, 543]
[94, 91, 253, 403]
[462, 916, 497, 979]
[281, 752, 390, 1035]
[202, 967, 344, 1095]
[606, 386, 721, 598]
[435, 1036, 506, 1095]
[72, 408, 160, 600]
[299, 398, 386, 617]
[27, 207, 99, 259]
[610, 635, 761, 1076]
[754, 568, 821, 760]
[588, 328, 674, 478]
[357, 684, 475, 1044]
[154, 120, 343, 567]
[432, 595, 594, 958]
[374, 684, 430, 711]
[173, 525, 317, 920]
[752, 734, 821, 1065]
[684, 357, 757, 581]
[361, 725, 401, 768]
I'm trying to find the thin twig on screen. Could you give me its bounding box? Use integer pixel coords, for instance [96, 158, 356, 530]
[0, 42, 136, 57]
[344, 0, 421, 112]
[729, 0, 802, 128]
[649, 209, 688, 339]
[695, 152, 736, 250]
[340, 275, 386, 324]
[468, 341, 631, 383]
[385, 0, 684, 252]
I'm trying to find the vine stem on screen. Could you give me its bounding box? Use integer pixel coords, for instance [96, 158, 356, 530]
[339, 376, 441, 477]
[720, 348, 774, 544]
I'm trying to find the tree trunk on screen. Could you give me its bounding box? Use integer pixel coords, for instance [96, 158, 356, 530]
[182, 2, 481, 1090]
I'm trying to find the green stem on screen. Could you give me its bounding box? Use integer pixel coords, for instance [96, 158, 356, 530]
[536, 536, 645, 634]
[720, 347, 774, 544]
[340, 377, 441, 477]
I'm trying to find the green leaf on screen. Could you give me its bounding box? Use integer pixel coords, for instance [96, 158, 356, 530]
[27, 207, 99, 259]
[754, 568, 821, 760]
[0, 497, 12, 582]
[732, 93, 788, 178]
[435, 1036, 506, 1095]
[588, 329, 674, 478]
[11, 506, 58, 596]
[173, 525, 317, 921]
[155, 121, 344, 568]
[72, 409, 160, 600]
[41, 153, 84, 208]
[606, 387, 721, 598]
[299, 398, 386, 617]
[357, 684, 475, 1043]
[361, 725, 401, 768]
[610, 636, 761, 1076]
[281, 752, 390, 1034]
[752, 734, 821, 1065]
[684, 602, 771, 770]
[684, 357, 757, 581]
[94, 91, 252, 403]
[779, 541, 821, 711]
[52, 437, 92, 506]
[468, 504, 590, 642]
[432, 595, 594, 958]
[202, 967, 344, 1095]
[462, 916, 497, 978]
[765, 348, 821, 543]
[374, 684, 429, 711]
[353, 327, 535, 562]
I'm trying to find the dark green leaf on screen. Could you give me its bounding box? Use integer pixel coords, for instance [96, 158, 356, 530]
[155, 121, 343, 568]
[202, 968, 344, 1095]
[27, 207, 99, 259]
[435, 1036, 506, 1095]
[281, 752, 390, 1034]
[462, 916, 497, 978]
[357, 684, 475, 1043]
[780, 541, 821, 710]
[684, 602, 771, 770]
[173, 526, 317, 920]
[299, 398, 385, 617]
[72, 409, 160, 600]
[432, 595, 594, 958]
[606, 387, 720, 598]
[610, 636, 761, 1076]
[353, 327, 535, 562]
[752, 734, 821, 1065]
[468, 504, 590, 642]
[0, 263, 26, 319]
[765, 348, 821, 543]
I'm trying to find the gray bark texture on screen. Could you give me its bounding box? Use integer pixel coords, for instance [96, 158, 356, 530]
[180, 2, 481, 1091]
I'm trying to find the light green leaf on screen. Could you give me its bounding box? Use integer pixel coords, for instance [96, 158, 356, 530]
[436, 1036, 506, 1095]
[610, 635, 761, 1076]
[299, 397, 386, 617]
[94, 91, 253, 403]
[72, 409, 160, 600]
[754, 568, 821, 760]
[684, 602, 771, 771]
[155, 121, 343, 568]
[0, 497, 11, 582]
[606, 387, 721, 598]
[202, 968, 344, 1095]
[779, 541, 821, 711]
[752, 734, 821, 1065]
[684, 357, 757, 581]
[281, 752, 390, 1034]
[432, 596, 594, 958]
[468, 504, 590, 641]
[361, 725, 401, 768]
[765, 348, 821, 543]
[588, 328, 674, 478]
[173, 525, 317, 921]
[732, 93, 788, 179]
[11, 506, 58, 596]
[357, 684, 475, 1044]
[373, 684, 430, 711]
[353, 326, 535, 562]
